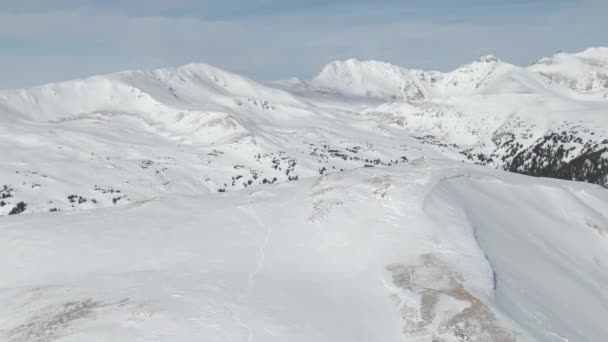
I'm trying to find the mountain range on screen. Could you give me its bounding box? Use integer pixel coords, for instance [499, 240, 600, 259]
[1, 48, 607, 341]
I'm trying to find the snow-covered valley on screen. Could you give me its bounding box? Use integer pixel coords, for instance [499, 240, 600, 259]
[1, 48, 608, 341]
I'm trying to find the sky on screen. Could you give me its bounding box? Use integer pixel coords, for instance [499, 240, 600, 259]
[1, 0, 607, 89]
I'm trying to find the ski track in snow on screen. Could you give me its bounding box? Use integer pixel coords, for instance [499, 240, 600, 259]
[229, 205, 273, 342]
[247, 209, 272, 290]
[230, 306, 254, 342]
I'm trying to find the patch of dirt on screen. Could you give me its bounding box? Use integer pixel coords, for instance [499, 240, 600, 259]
[387, 254, 515, 342]
[7, 299, 102, 342]
[369, 175, 392, 199]
[6, 297, 129, 342]
[308, 199, 344, 223]
[308, 177, 345, 223]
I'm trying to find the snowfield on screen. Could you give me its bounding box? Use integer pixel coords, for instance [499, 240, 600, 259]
[2, 162, 608, 341]
[1, 48, 608, 341]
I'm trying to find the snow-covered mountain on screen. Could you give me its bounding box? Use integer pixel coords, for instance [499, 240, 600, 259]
[308, 54, 550, 100]
[1, 48, 608, 341]
[529, 47, 608, 98]
[297, 50, 608, 188]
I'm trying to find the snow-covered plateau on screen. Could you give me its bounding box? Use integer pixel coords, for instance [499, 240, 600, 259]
[1, 48, 607, 341]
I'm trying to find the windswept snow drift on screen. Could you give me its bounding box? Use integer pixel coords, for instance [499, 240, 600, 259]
[428, 174, 608, 341]
[1, 48, 608, 341]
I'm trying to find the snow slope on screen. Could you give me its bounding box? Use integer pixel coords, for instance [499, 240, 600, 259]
[2, 161, 607, 342]
[430, 174, 608, 341]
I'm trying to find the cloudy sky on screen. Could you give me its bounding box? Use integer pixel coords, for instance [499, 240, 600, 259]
[1, 0, 607, 89]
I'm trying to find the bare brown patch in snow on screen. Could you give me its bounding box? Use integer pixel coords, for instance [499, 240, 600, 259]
[7, 299, 102, 342]
[6, 297, 129, 342]
[307, 199, 344, 223]
[308, 177, 345, 223]
[387, 254, 515, 342]
[369, 175, 392, 199]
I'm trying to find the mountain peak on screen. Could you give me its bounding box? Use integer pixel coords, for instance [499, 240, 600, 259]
[316, 59, 404, 77]
[536, 47, 608, 63]
[310, 59, 413, 99]
[474, 54, 501, 64]
[575, 47, 608, 61]
[148, 62, 241, 80]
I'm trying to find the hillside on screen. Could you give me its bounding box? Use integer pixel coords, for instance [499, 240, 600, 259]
[2, 161, 607, 342]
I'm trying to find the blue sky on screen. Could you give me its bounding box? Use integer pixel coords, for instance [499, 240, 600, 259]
[1, 0, 607, 89]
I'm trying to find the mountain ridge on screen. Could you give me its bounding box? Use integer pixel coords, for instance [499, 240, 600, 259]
[0, 47, 606, 218]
